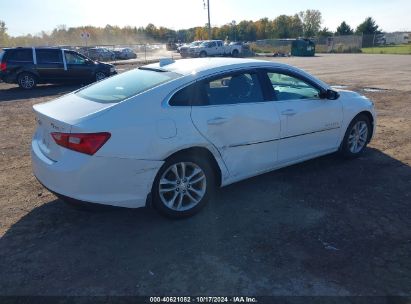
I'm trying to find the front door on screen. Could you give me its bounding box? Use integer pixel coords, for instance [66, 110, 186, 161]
[190, 70, 281, 180]
[265, 71, 343, 162]
[64, 51, 94, 81]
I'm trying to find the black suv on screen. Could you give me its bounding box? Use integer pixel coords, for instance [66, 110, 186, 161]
[0, 47, 117, 89]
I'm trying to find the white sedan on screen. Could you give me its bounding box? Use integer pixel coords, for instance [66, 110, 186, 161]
[31, 58, 376, 217]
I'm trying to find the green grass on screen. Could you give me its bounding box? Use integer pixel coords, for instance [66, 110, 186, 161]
[362, 44, 411, 54]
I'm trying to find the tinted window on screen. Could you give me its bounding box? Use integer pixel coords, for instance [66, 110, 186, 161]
[36, 49, 63, 64]
[7, 49, 33, 62]
[169, 82, 208, 106]
[267, 72, 320, 100]
[205, 72, 264, 105]
[209, 42, 216, 47]
[77, 68, 182, 104]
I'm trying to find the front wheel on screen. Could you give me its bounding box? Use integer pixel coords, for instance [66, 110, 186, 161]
[340, 114, 371, 158]
[152, 155, 215, 218]
[95, 71, 106, 82]
[232, 49, 239, 57]
[199, 51, 207, 58]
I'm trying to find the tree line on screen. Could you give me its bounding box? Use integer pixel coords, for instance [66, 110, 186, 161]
[0, 12, 381, 47]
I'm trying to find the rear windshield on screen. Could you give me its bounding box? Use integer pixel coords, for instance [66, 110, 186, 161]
[76, 68, 182, 103]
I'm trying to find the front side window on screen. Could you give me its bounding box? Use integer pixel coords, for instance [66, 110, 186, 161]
[36, 49, 63, 64]
[77, 68, 182, 103]
[267, 72, 320, 101]
[205, 72, 264, 105]
[65, 52, 86, 65]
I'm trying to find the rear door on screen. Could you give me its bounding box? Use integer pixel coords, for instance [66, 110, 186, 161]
[189, 70, 281, 180]
[207, 41, 218, 55]
[216, 41, 224, 55]
[35, 49, 66, 82]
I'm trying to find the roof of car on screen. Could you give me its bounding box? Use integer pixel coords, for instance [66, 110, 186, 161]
[145, 58, 292, 76]
[144, 57, 330, 89]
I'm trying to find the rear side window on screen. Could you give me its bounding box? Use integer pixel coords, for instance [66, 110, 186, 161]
[77, 68, 182, 103]
[7, 49, 33, 62]
[169, 82, 208, 106]
[36, 49, 63, 64]
[205, 72, 264, 105]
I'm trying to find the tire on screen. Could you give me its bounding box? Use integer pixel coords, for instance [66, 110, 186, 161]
[340, 114, 371, 158]
[17, 72, 37, 90]
[232, 49, 239, 57]
[199, 51, 207, 58]
[152, 154, 215, 218]
[95, 71, 106, 82]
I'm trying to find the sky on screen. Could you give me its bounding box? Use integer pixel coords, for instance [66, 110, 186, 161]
[2, 0, 411, 36]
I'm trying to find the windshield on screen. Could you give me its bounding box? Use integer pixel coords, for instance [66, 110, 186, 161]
[76, 68, 182, 103]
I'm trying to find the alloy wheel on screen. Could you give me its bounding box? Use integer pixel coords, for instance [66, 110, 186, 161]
[348, 121, 368, 153]
[20, 75, 35, 89]
[159, 162, 207, 211]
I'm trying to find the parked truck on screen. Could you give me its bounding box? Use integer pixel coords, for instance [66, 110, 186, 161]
[188, 40, 242, 58]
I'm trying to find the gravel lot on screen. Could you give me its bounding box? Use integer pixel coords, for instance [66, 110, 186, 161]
[0, 54, 410, 297]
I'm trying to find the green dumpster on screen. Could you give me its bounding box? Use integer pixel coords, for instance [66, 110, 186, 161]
[291, 39, 315, 56]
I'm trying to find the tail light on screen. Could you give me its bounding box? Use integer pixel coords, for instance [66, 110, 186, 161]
[51, 132, 111, 155]
[0, 62, 6, 72]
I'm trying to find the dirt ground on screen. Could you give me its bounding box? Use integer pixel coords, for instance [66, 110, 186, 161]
[0, 54, 410, 297]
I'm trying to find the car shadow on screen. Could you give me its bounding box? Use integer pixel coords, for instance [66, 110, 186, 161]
[0, 84, 83, 103]
[1, 148, 410, 296]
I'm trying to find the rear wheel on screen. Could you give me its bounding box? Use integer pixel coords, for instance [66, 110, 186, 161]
[18, 72, 37, 90]
[340, 114, 371, 158]
[152, 154, 215, 218]
[232, 49, 239, 57]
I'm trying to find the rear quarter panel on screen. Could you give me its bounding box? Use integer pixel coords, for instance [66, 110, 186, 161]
[71, 78, 229, 179]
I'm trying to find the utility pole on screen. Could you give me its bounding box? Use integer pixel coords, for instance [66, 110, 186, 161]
[203, 0, 211, 39]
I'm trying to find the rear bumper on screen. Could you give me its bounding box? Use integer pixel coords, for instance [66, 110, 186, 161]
[0, 73, 17, 84]
[31, 137, 163, 208]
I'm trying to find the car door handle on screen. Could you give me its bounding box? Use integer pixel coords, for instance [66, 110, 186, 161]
[281, 109, 297, 116]
[207, 117, 228, 125]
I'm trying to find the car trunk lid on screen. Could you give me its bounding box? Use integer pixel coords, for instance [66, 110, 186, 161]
[33, 93, 116, 161]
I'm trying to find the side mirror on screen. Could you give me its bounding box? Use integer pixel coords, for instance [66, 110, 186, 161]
[321, 89, 340, 100]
